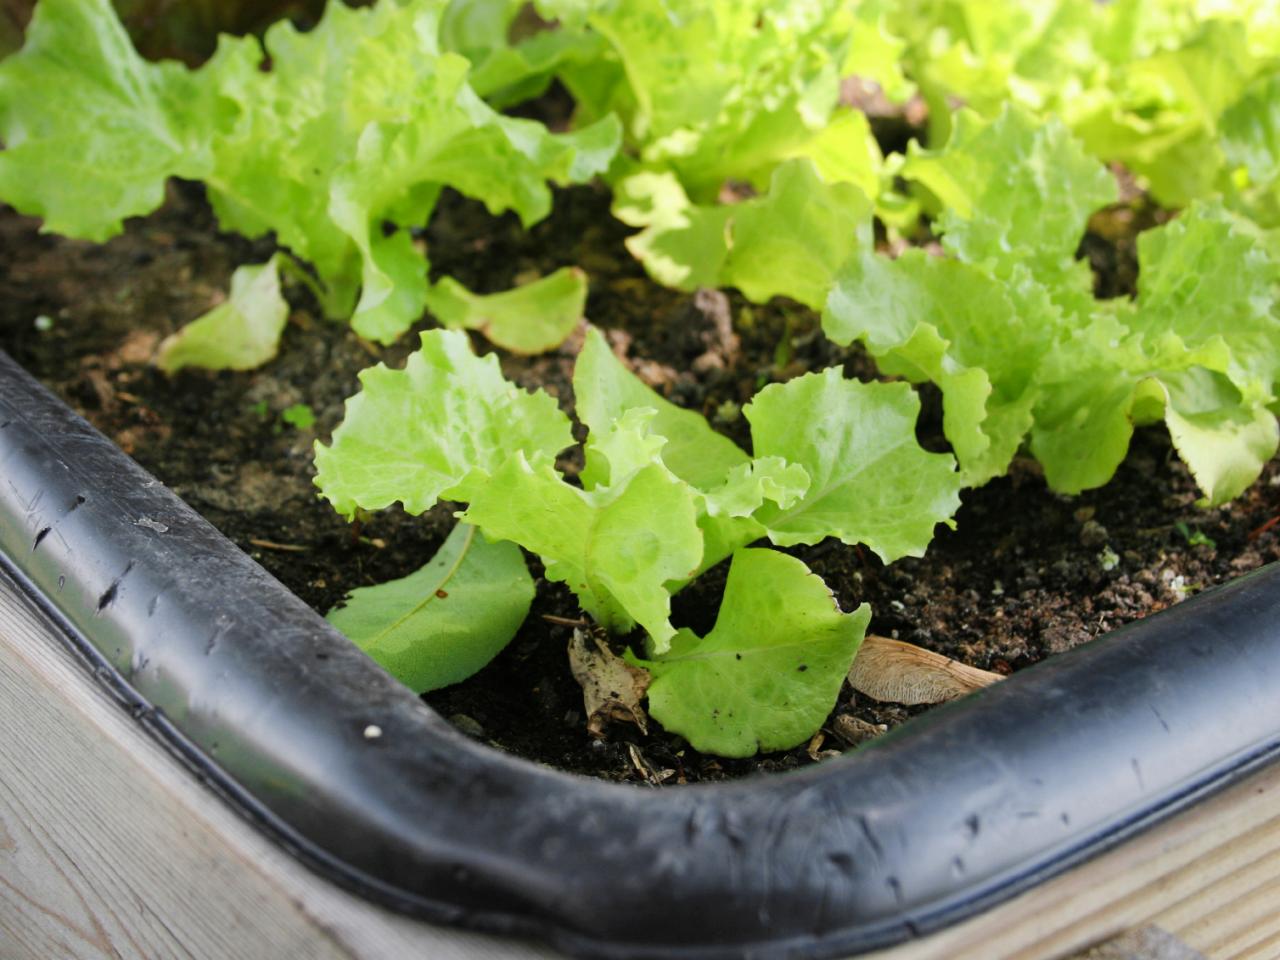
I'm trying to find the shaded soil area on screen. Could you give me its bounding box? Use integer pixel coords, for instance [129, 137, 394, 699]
[2, 181, 1278, 784]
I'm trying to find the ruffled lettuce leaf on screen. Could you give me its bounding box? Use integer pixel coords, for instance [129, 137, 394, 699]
[614, 159, 872, 310]
[575, 325, 958, 565]
[424, 267, 587, 356]
[537, 0, 858, 197]
[832, 106, 1279, 505]
[314, 329, 573, 517]
[534, 0, 883, 302]
[887, 0, 1278, 209]
[440, 0, 606, 109]
[1221, 70, 1280, 229]
[637, 548, 869, 757]
[745, 369, 962, 561]
[0, 0, 214, 241]
[463, 454, 702, 650]
[825, 249, 1042, 486]
[327, 523, 534, 693]
[573, 326, 749, 489]
[155, 255, 289, 373]
[901, 107, 1118, 284]
[1030, 202, 1280, 505]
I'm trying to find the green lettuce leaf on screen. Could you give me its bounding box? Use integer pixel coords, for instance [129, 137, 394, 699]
[463, 455, 702, 651]
[155, 255, 290, 373]
[314, 329, 573, 518]
[638, 548, 869, 757]
[539, 0, 857, 198]
[574, 326, 749, 490]
[745, 369, 962, 562]
[887, 2, 1274, 208]
[1220, 68, 1280, 230]
[1030, 202, 1280, 505]
[825, 249, 1043, 486]
[535, 0, 884, 302]
[901, 106, 1118, 283]
[424, 267, 587, 355]
[0, 0, 213, 241]
[327, 523, 534, 692]
[615, 159, 872, 310]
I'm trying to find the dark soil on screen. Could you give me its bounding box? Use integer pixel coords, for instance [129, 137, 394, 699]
[2, 180, 1278, 785]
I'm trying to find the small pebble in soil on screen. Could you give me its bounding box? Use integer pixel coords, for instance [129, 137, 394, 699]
[363, 724, 383, 740]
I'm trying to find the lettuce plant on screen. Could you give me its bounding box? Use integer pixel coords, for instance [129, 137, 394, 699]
[885, 0, 1280, 210]
[0, 0, 620, 358]
[825, 105, 1280, 504]
[317, 327, 961, 756]
[518, 0, 897, 307]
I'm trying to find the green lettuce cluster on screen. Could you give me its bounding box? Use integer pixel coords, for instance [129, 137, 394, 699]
[316, 327, 961, 755]
[519, 0, 898, 305]
[884, 0, 1280, 211]
[826, 106, 1280, 504]
[0, 0, 619, 350]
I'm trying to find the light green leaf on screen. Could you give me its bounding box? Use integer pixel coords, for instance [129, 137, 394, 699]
[574, 326, 749, 490]
[902, 106, 1118, 281]
[1222, 72, 1280, 193]
[0, 0, 212, 241]
[618, 159, 871, 309]
[825, 249, 1045, 486]
[314, 329, 573, 518]
[156, 256, 289, 373]
[1027, 204, 1280, 504]
[580, 407, 668, 491]
[327, 523, 534, 692]
[746, 368, 962, 562]
[424, 267, 587, 355]
[702, 457, 810, 519]
[1134, 200, 1280, 397]
[717, 160, 872, 309]
[639, 548, 869, 757]
[1162, 369, 1279, 507]
[462, 455, 702, 652]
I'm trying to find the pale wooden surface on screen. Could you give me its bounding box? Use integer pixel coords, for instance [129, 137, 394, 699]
[0, 575, 560, 960]
[2, 571, 1279, 960]
[864, 748, 1280, 960]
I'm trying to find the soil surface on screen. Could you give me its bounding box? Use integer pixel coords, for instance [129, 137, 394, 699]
[2, 178, 1278, 785]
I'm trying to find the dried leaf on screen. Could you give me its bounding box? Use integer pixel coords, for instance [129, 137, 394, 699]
[568, 628, 650, 736]
[849, 634, 1003, 705]
[831, 714, 887, 747]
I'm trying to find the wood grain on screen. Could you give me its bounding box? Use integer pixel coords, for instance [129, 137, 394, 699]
[865, 766, 1280, 960]
[0, 574, 558, 960]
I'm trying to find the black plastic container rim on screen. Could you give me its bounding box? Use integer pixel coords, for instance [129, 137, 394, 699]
[3, 349, 1280, 960]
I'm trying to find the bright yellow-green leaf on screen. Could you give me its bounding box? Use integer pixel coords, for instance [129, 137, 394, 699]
[156, 256, 289, 373]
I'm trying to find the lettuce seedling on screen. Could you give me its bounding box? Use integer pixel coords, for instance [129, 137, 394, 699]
[317, 327, 960, 756]
[0, 0, 620, 360]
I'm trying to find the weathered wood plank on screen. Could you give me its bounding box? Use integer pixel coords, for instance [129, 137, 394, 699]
[863, 765, 1280, 960]
[0, 574, 559, 960]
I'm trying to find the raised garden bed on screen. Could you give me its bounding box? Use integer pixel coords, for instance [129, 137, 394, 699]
[4, 1, 1280, 956]
[3, 186, 1280, 958]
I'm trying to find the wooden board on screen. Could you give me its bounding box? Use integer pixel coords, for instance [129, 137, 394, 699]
[2, 571, 1279, 960]
[0, 574, 559, 960]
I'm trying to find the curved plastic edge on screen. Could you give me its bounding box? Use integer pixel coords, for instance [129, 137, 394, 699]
[3, 348, 1280, 960]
